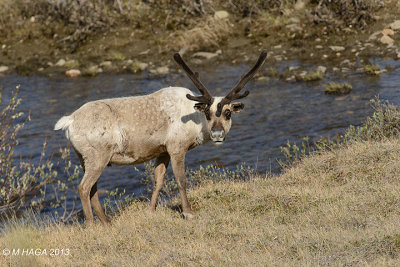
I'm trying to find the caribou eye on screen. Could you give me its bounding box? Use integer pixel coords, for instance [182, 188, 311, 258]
[224, 109, 231, 120]
[205, 107, 211, 120]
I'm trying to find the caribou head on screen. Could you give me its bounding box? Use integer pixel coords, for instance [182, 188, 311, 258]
[174, 50, 267, 145]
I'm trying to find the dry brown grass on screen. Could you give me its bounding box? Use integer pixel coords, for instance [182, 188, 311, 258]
[167, 16, 232, 53]
[2, 138, 400, 266]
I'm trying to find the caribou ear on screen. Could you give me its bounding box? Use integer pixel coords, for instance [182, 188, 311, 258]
[231, 103, 244, 113]
[193, 103, 208, 113]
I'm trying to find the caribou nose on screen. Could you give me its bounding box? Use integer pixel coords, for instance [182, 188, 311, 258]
[211, 130, 225, 142]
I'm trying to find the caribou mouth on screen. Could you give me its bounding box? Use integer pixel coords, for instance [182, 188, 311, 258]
[213, 140, 224, 146]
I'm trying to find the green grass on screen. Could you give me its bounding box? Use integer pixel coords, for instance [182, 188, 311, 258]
[363, 64, 382, 75]
[325, 82, 352, 95]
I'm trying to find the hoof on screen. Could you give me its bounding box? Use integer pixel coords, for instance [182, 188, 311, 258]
[182, 211, 196, 219]
[145, 207, 156, 215]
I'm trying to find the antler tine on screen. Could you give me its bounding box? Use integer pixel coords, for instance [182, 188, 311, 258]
[226, 50, 267, 100]
[173, 53, 212, 104]
[215, 50, 267, 117]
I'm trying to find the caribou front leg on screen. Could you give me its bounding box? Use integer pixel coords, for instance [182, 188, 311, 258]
[170, 152, 195, 219]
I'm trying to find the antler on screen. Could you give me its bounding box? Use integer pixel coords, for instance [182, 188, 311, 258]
[173, 53, 213, 104]
[216, 50, 267, 117]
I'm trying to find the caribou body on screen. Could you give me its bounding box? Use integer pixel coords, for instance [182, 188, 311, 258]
[54, 51, 267, 224]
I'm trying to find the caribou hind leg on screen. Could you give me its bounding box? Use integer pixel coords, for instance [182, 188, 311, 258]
[149, 154, 170, 211]
[77, 149, 111, 224]
[90, 182, 110, 224]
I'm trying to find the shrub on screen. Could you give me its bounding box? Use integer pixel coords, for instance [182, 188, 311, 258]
[0, 86, 81, 221]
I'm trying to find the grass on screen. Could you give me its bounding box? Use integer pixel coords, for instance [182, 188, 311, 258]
[2, 138, 400, 265]
[325, 82, 353, 95]
[2, 99, 400, 265]
[302, 70, 324, 82]
[364, 64, 382, 75]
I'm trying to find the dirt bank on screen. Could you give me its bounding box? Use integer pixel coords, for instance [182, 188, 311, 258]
[0, 0, 399, 78]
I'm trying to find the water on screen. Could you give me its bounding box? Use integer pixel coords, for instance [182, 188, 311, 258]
[1, 59, 400, 209]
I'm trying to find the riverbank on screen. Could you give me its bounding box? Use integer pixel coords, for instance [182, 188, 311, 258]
[2, 136, 400, 265]
[0, 0, 399, 77]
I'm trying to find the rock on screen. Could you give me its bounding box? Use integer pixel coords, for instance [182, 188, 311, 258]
[380, 35, 394, 45]
[389, 20, 400, 30]
[192, 51, 219, 60]
[289, 17, 300, 24]
[55, 59, 66, 67]
[317, 66, 327, 74]
[294, 0, 305, 10]
[368, 31, 381, 41]
[100, 61, 112, 68]
[274, 45, 282, 49]
[286, 23, 302, 32]
[214, 10, 229, 20]
[131, 61, 148, 72]
[65, 69, 81, 78]
[150, 66, 169, 75]
[0, 66, 9, 72]
[83, 65, 102, 76]
[382, 28, 395, 36]
[316, 45, 323, 49]
[256, 76, 269, 82]
[289, 66, 300, 72]
[329, 46, 345, 52]
[138, 62, 148, 71]
[341, 59, 351, 66]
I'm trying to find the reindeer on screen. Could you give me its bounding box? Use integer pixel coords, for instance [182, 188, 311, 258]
[54, 50, 267, 224]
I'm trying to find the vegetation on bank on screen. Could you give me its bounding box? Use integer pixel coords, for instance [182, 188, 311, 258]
[1, 96, 400, 265]
[0, 0, 394, 76]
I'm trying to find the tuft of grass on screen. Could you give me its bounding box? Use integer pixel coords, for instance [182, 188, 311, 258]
[363, 64, 382, 75]
[324, 82, 352, 95]
[169, 16, 232, 52]
[110, 51, 126, 61]
[302, 70, 324, 81]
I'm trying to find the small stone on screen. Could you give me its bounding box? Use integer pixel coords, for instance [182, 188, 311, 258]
[329, 46, 345, 52]
[294, 0, 305, 10]
[389, 20, 400, 30]
[368, 31, 381, 41]
[30, 16, 35, 23]
[150, 66, 169, 75]
[286, 23, 302, 32]
[382, 28, 395, 35]
[83, 65, 102, 76]
[138, 62, 148, 71]
[274, 45, 282, 49]
[55, 59, 66, 67]
[315, 38, 321, 42]
[257, 76, 269, 82]
[317, 66, 327, 74]
[289, 17, 300, 24]
[214, 10, 229, 20]
[289, 66, 300, 72]
[65, 69, 81, 78]
[380, 35, 394, 45]
[316, 45, 323, 49]
[0, 66, 9, 72]
[100, 61, 112, 68]
[192, 51, 218, 60]
[322, 55, 328, 59]
[341, 59, 351, 65]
